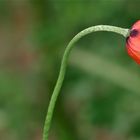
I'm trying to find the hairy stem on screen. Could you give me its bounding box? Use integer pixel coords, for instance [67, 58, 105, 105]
[43, 25, 129, 140]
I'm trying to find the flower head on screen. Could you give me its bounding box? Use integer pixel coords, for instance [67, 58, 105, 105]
[126, 20, 140, 64]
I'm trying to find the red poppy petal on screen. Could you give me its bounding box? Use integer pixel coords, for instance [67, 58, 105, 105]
[127, 38, 140, 52]
[126, 20, 140, 64]
[127, 45, 140, 64]
[132, 20, 140, 30]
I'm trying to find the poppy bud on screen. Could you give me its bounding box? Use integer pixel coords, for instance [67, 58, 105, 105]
[126, 20, 140, 64]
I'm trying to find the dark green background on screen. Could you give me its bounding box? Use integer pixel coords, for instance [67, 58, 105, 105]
[0, 0, 140, 139]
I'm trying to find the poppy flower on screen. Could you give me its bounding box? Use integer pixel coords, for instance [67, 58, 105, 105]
[126, 20, 140, 64]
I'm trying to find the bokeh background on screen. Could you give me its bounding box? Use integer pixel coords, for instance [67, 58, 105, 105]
[0, 0, 140, 140]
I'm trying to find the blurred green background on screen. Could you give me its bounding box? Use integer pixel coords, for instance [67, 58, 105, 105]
[0, 0, 140, 140]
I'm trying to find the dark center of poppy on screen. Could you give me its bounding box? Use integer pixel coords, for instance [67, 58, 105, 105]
[130, 29, 139, 37]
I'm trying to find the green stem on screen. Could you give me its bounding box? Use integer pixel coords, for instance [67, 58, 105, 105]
[43, 25, 129, 140]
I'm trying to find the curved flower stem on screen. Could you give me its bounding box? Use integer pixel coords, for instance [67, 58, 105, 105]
[43, 25, 129, 140]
